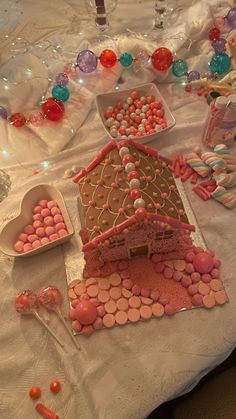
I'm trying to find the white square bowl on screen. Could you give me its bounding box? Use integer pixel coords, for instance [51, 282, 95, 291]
[95, 82, 176, 144]
[0, 184, 74, 258]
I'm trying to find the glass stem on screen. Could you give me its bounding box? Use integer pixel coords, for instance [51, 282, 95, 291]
[154, 0, 168, 29]
[95, 0, 109, 31]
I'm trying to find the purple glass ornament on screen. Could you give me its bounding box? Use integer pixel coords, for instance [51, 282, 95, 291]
[77, 50, 97, 73]
[55, 73, 69, 86]
[226, 8, 236, 28]
[212, 38, 226, 54]
[187, 71, 200, 82]
[0, 106, 8, 120]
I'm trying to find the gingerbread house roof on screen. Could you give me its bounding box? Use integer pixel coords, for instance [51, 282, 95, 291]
[73, 140, 195, 251]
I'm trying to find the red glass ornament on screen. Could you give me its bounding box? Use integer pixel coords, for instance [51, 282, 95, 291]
[128, 171, 139, 180]
[151, 48, 173, 71]
[123, 154, 134, 164]
[9, 112, 26, 127]
[208, 26, 221, 41]
[130, 189, 141, 200]
[100, 49, 117, 68]
[41, 98, 65, 122]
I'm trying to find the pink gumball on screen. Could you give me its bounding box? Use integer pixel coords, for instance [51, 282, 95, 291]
[36, 227, 45, 238]
[49, 233, 59, 241]
[38, 199, 48, 208]
[32, 240, 41, 249]
[58, 229, 68, 237]
[74, 300, 98, 325]
[41, 237, 50, 245]
[38, 286, 62, 311]
[55, 223, 66, 231]
[47, 200, 58, 209]
[193, 252, 214, 274]
[50, 207, 61, 216]
[44, 216, 54, 226]
[45, 226, 55, 236]
[41, 208, 51, 218]
[54, 214, 63, 224]
[15, 290, 38, 314]
[14, 240, 24, 253]
[18, 233, 28, 243]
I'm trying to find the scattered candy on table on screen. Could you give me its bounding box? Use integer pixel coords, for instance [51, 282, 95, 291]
[29, 386, 41, 400]
[50, 380, 61, 394]
[103, 91, 168, 139]
[68, 247, 227, 336]
[13, 199, 69, 253]
[35, 403, 59, 419]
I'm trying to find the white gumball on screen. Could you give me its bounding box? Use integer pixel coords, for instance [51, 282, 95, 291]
[134, 198, 146, 209]
[130, 178, 140, 189]
[119, 147, 130, 157]
[125, 162, 136, 173]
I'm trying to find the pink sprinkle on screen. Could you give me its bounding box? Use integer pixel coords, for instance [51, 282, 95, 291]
[58, 229, 68, 237]
[33, 220, 43, 229]
[24, 225, 35, 235]
[33, 205, 42, 214]
[33, 214, 43, 222]
[140, 287, 150, 297]
[23, 243, 32, 252]
[49, 233, 59, 241]
[47, 200, 58, 209]
[211, 268, 220, 279]
[41, 208, 50, 218]
[185, 252, 194, 262]
[185, 263, 194, 274]
[120, 270, 130, 279]
[188, 285, 198, 296]
[191, 272, 201, 283]
[163, 267, 173, 279]
[122, 279, 133, 289]
[18, 233, 28, 243]
[164, 303, 175, 315]
[44, 216, 54, 226]
[201, 273, 212, 283]
[41, 237, 51, 245]
[213, 259, 221, 268]
[45, 226, 55, 236]
[54, 214, 63, 224]
[14, 241, 24, 253]
[181, 275, 192, 288]
[154, 262, 164, 273]
[55, 222, 66, 231]
[132, 284, 141, 296]
[36, 227, 45, 238]
[173, 271, 182, 282]
[50, 206, 61, 216]
[38, 199, 48, 208]
[32, 240, 41, 249]
[191, 293, 203, 306]
[28, 234, 38, 243]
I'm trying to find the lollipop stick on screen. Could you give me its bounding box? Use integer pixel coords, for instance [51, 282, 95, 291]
[56, 309, 82, 351]
[33, 310, 64, 348]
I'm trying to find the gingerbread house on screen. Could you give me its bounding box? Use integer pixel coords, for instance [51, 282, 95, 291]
[73, 140, 195, 265]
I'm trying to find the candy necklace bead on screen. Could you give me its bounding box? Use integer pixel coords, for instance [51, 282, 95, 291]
[9, 112, 26, 127]
[120, 52, 133, 67]
[208, 26, 221, 41]
[172, 59, 188, 77]
[77, 49, 97, 73]
[151, 47, 173, 71]
[41, 98, 65, 121]
[55, 73, 69, 86]
[100, 49, 117, 68]
[209, 52, 231, 75]
[226, 7, 236, 28]
[52, 85, 70, 102]
[212, 38, 226, 54]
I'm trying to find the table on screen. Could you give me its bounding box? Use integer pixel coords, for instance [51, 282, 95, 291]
[0, 1, 236, 418]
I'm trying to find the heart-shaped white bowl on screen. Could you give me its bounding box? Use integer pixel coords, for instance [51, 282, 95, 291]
[0, 184, 74, 258]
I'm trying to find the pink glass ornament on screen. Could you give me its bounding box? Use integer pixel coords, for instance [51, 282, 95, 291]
[15, 290, 64, 348]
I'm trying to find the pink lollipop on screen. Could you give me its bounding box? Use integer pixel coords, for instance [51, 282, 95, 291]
[15, 290, 64, 348]
[38, 286, 81, 351]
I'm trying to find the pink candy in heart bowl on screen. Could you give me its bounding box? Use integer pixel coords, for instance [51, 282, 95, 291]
[0, 184, 74, 257]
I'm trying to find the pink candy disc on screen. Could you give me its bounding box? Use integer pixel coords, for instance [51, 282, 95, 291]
[103, 313, 115, 328]
[82, 325, 94, 336]
[117, 298, 129, 311]
[152, 303, 164, 317]
[140, 297, 153, 305]
[74, 300, 98, 325]
[120, 270, 130, 279]
[193, 252, 214, 274]
[151, 254, 162, 263]
[127, 308, 140, 322]
[45, 226, 55, 237]
[74, 283, 86, 296]
[215, 290, 227, 305]
[105, 300, 117, 314]
[203, 293, 216, 309]
[174, 260, 186, 271]
[185, 252, 194, 263]
[211, 268, 220, 279]
[115, 311, 128, 325]
[109, 287, 122, 300]
[213, 259, 221, 268]
[109, 273, 121, 286]
[129, 296, 141, 308]
[159, 296, 169, 306]
[140, 305, 152, 320]
[198, 282, 210, 296]
[33, 214, 43, 222]
[85, 278, 97, 287]
[87, 285, 99, 298]
[210, 279, 222, 292]
[122, 288, 132, 299]
[97, 305, 106, 317]
[122, 279, 133, 290]
[98, 290, 110, 303]
[188, 285, 198, 296]
[118, 260, 129, 271]
[98, 278, 110, 290]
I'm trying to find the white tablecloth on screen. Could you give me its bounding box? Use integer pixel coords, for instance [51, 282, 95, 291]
[0, 1, 236, 418]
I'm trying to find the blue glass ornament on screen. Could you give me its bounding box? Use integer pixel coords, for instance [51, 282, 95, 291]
[172, 59, 188, 77]
[77, 50, 97, 73]
[120, 52, 133, 67]
[226, 7, 236, 28]
[52, 85, 70, 102]
[209, 53, 231, 75]
[187, 71, 200, 82]
[212, 38, 226, 54]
